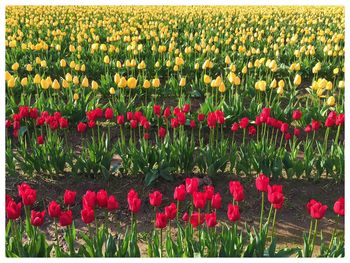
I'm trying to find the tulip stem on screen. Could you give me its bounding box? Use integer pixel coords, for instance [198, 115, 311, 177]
[334, 125, 341, 145]
[323, 127, 330, 153]
[271, 208, 277, 239]
[311, 219, 318, 255]
[160, 228, 163, 257]
[267, 204, 273, 227]
[259, 192, 265, 234]
[307, 219, 313, 243]
[176, 200, 179, 222]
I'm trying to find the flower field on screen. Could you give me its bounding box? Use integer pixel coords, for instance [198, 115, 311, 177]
[5, 6, 344, 258]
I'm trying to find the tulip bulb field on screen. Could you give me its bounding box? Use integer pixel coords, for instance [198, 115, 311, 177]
[5, 5, 344, 258]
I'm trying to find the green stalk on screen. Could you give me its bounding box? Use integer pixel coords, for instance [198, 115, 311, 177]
[271, 208, 277, 239]
[307, 219, 313, 243]
[259, 192, 265, 234]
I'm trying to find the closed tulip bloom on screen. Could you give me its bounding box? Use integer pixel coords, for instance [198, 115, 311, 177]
[128, 196, 141, 214]
[18, 183, 31, 197]
[190, 212, 204, 228]
[6, 201, 22, 220]
[127, 77, 137, 89]
[31, 210, 45, 226]
[174, 184, 186, 201]
[64, 190, 76, 206]
[158, 127, 167, 138]
[155, 212, 168, 229]
[197, 113, 205, 122]
[91, 81, 99, 90]
[204, 185, 214, 200]
[97, 189, 108, 208]
[48, 200, 61, 218]
[333, 197, 344, 216]
[292, 110, 302, 120]
[81, 76, 89, 88]
[310, 202, 328, 220]
[227, 204, 240, 222]
[267, 185, 284, 209]
[311, 120, 321, 131]
[293, 74, 301, 86]
[327, 96, 335, 106]
[143, 79, 151, 89]
[59, 210, 73, 227]
[82, 191, 96, 209]
[77, 122, 87, 133]
[229, 181, 245, 202]
[280, 123, 289, 133]
[22, 188, 37, 206]
[59, 117, 69, 129]
[205, 212, 217, 228]
[152, 78, 160, 88]
[306, 199, 318, 215]
[179, 77, 186, 87]
[81, 207, 95, 224]
[149, 191, 163, 207]
[255, 174, 270, 192]
[193, 192, 206, 209]
[182, 212, 189, 222]
[239, 117, 249, 129]
[211, 193, 222, 209]
[117, 115, 125, 125]
[37, 135, 44, 145]
[294, 128, 301, 138]
[107, 195, 119, 212]
[336, 114, 344, 126]
[104, 108, 114, 120]
[165, 203, 177, 220]
[185, 177, 199, 194]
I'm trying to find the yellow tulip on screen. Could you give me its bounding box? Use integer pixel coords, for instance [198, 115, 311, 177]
[104, 55, 110, 64]
[7, 76, 16, 88]
[40, 60, 47, 68]
[218, 82, 226, 93]
[338, 80, 344, 89]
[175, 57, 184, 66]
[242, 66, 247, 74]
[82, 77, 89, 88]
[109, 87, 116, 95]
[270, 79, 277, 89]
[73, 93, 79, 101]
[152, 78, 160, 88]
[333, 68, 339, 75]
[21, 77, 28, 87]
[277, 86, 284, 95]
[81, 64, 86, 72]
[52, 79, 60, 90]
[179, 77, 186, 87]
[60, 59, 66, 67]
[118, 77, 127, 88]
[278, 80, 285, 88]
[25, 64, 32, 72]
[203, 74, 211, 84]
[127, 77, 137, 89]
[225, 55, 231, 65]
[5, 71, 11, 81]
[33, 74, 41, 84]
[11, 62, 19, 71]
[69, 61, 76, 69]
[114, 73, 121, 84]
[155, 61, 160, 68]
[143, 80, 151, 89]
[65, 73, 72, 82]
[73, 76, 79, 85]
[40, 79, 49, 90]
[326, 81, 333, 90]
[194, 63, 199, 70]
[327, 96, 336, 106]
[62, 79, 69, 88]
[233, 76, 241, 86]
[91, 81, 99, 90]
[293, 74, 301, 86]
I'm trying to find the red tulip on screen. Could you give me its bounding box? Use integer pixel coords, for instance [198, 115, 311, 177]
[87, 120, 96, 128]
[231, 122, 239, 132]
[304, 125, 312, 133]
[29, 108, 39, 119]
[31, 210, 45, 226]
[211, 193, 222, 209]
[171, 118, 179, 128]
[105, 108, 114, 120]
[22, 188, 37, 206]
[18, 183, 31, 197]
[293, 128, 301, 138]
[143, 133, 150, 140]
[117, 115, 125, 125]
[239, 117, 249, 129]
[149, 191, 163, 207]
[6, 194, 13, 206]
[267, 185, 284, 209]
[59, 210, 73, 227]
[153, 105, 161, 117]
[77, 122, 87, 133]
[255, 173, 270, 192]
[190, 212, 204, 228]
[5, 119, 12, 128]
[82, 190, 96, 209]
[183, 104, 190, 113]
[292, 110, 302, 120]
[107, 195, 119, 212]
[336, 114, 344, 126]
[185, 177, 199, 194]
[130, 119, 138, 129]
[97, 189, 108, 208]
[182, 212, 189, 222]
[48, 200, 61, 218]
[333, 197, 344, 216]
[158, 127, 167, 138]
[13, 120, 20, 130]
[325, 117, 335, 127]
[59, 117, 69, 129]
[37, 135, 44, 145]
[128, 189, 141, 213]
[205, 212, 217, 228]
[306, 199, 318, 214]
[155, 212, 168, 229]
[193, 192, 206, 209]
[248, 125, 256, 136]
[197, 113, 205, 122]
[165, 203, 177, 220]
[190, 120, 196, 128]
[229, 181, 245, 202]
[207, 112, 217, 129]
[177, 112, 186, 125]
[163, 107, 171, 118]
[204, 185, 214, 200]
[6, 200, 22, 220]
[311, 120, 321, 131]
[64, 190, 76, 206]
[174, 184, 186, 202]
[309, 202, 328, 220]
[81, 207, 94, 224]
[227, 204, 240, 222]
[280, 123, 289, 133]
